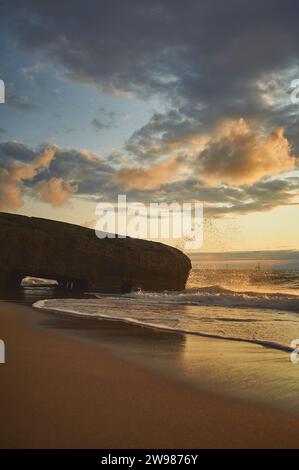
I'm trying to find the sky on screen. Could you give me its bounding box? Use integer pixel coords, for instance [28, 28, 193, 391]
[1, 0, 299, 252]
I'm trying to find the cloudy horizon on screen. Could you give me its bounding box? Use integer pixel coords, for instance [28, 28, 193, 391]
[1, 0, 299, 252]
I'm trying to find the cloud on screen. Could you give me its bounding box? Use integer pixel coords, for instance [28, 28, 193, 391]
[194, 119, 297, 186]
[156, 176, 299, 216]
[3, 0, 299, 217]
[10, 148, 54, 180]
[125, 110, 208, 162]
[43, 147, 115, 194]
[0, 141, 36, 165]
[0, 148, 55, 210]
[0, 142, 114, 210]
[113, 155, 188, 190]
[5, 1, 299, 125]
[0, 139, 298, 216]
[0, 169, 23, 210]
[122, 117, 298, 189]
[34, 177, 77, 206]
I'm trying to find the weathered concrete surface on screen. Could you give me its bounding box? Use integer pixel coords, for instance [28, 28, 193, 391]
[0, 212, 191, 292]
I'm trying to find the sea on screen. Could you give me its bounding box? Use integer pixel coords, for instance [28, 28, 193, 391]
[32, 254, 299, 354]
[4, 251, 299, 411]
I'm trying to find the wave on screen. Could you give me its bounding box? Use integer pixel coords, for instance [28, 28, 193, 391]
[33, 292, 299, 354]
[98, 285, 299, 314]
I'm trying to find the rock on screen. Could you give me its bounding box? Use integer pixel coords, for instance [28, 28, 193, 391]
[0, 212, 191, 292]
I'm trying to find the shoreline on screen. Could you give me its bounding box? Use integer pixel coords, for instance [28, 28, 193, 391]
[33, 300, 294, 354]
[32, 299, 299, 415]
[1, 301, 299, 447]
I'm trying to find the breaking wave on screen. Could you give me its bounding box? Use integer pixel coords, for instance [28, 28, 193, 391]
[33, 283, 299, 353]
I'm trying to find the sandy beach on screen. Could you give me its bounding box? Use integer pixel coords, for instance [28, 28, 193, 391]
[0, 301, 299, 448]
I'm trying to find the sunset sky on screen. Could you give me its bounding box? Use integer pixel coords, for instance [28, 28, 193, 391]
[1, 0, 299, 252]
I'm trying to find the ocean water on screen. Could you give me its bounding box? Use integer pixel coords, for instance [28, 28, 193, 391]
[33, 267, 299, 353]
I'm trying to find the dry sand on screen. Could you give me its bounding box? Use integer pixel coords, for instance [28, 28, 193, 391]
[0, 301, 299, 448]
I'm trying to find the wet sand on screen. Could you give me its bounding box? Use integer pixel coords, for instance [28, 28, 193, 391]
[1, 301, 299, 448]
